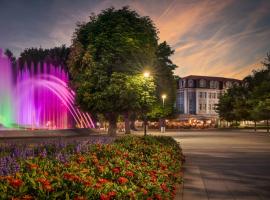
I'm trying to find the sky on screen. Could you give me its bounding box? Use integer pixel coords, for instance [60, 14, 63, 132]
[0, 0, 270, 79]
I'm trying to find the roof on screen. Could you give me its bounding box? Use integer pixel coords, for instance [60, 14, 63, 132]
[181, 75, 241, 82]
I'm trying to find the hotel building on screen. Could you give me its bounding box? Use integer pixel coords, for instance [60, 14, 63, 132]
[176, 75, 241, 121]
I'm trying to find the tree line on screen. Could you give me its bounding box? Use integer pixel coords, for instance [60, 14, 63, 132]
[216, 54, 270, 132]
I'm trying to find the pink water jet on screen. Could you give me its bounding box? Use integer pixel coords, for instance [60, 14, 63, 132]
[0, 49, 95, 129]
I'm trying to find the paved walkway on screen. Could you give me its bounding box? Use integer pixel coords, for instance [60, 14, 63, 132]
[170, 131, 270, 200]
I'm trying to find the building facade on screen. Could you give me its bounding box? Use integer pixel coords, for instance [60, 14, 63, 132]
[176, 75, 241, 121]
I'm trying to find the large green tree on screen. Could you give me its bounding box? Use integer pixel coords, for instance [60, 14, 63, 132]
[68, 7, 160, 135]
[217, 53, 270, 131]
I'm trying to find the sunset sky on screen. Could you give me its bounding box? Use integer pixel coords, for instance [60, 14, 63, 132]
[0, 0, 269, 79]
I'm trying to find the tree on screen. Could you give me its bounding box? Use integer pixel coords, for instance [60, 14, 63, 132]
[217, 52, 270, 131]
[4, 49, 16, 66]
[68, 7, 159, 135]
[18, 45, 70, 70]
[151, 42, 177, 120]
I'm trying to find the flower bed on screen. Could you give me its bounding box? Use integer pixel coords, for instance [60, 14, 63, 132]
[0, 135, 184, 199]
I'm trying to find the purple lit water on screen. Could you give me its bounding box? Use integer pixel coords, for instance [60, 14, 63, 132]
[0, 49, 94, 129]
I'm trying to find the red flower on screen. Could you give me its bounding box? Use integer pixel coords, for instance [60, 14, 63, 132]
[159, 164, 167, 170]
[141, 188, 148, 195]
[161, 183, 169, 193]
[112, 167, 120, 174]
[36, 178, 53, 192]
[97, 165, 105, 173]
[154, 194, 162, 200]
[118, 177, 128, 185]
[142, 162, 147, 166]
[83, 180, 92, 187]
[28, 163, 38, 170]
[9, 178, 23, 188]
[108, 191, 117, 197]
[125, 160, 130, 166]
[77, 156, 86, 164]
[94, 183, 102, 189]
[63, 173, 81, 182]
[98, 178, 109, 184]
[100, 194, 110, 200]
[125, 171, 134, 177]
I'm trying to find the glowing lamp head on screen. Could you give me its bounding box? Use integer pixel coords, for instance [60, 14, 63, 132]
[162, 94, 167, 99]
[143, 71, 150, 78]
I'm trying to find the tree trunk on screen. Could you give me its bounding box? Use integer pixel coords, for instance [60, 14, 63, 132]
[267, 120, 269, 133]
[124, 112, 131, 134]
[130, 119, 137, 131]
[130, 112, 137, 131]
[107, 113, 117, 136]
[254, 121, 257, 132]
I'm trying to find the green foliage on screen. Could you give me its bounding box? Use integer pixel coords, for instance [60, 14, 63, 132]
[74, 72, 156, 115]
[18, 45, 70, 68]
[151, 42, 178, 119]
[217, 53, 270, 123]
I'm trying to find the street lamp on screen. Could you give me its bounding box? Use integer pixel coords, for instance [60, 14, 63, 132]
[143, 71, 150, 78]
[143, 71, 150, 136]
[161, 94, 167, 133]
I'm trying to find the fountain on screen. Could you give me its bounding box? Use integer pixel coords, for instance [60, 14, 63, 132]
[0, 49, 14, 128]
[0, 49, 94, 129]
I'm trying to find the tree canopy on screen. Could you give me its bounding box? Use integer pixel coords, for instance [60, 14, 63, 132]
[68, 7, 171, 135]
[216, 53, 270, 131]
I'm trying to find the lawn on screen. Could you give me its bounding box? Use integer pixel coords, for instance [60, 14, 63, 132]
[0, 135, 184, 199]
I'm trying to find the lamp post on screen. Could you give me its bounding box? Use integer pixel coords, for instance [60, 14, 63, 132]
[143, 71, 150, 136]
[161, 94, 167, 133]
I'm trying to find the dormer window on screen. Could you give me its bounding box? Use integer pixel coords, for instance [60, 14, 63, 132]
[188, 79, 194, 87]
[225, 81, 232, 88]
[199, 79, 206, 88]
[210, 80, 219, 89]
[234, 82, 239, 86]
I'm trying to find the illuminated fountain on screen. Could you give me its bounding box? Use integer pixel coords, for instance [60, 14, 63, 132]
[0, 49, 14, 128]
[0, 49, 94, 129]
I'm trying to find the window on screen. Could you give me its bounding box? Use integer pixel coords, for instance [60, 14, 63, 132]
[225, 81, 232, 88]
[199, 92, 203, 98]
[204, 92, 207, 98]
[234, 82, 239, 86]
[183, 80, 186, 87]
[209, 93, 212, 99]
[188, 79, 194, 87]
[210, 81, 215, 88]
[215, 81, 219, 88]
[199, 79, 206, 88]
[203, 104, 206, 110]
[209, 104, 211, 110]
[213, 93, 216, 99]
[199, 104, 202, 110]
